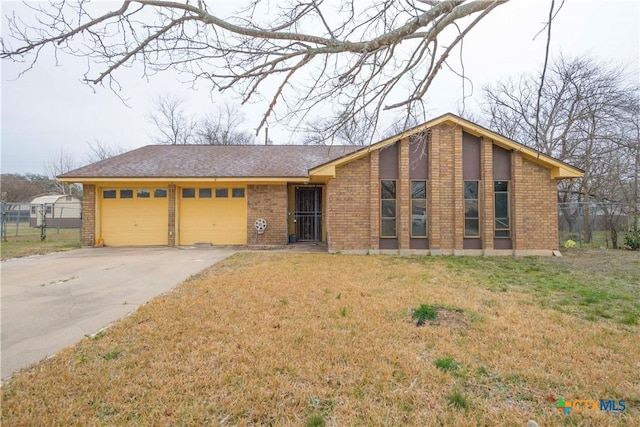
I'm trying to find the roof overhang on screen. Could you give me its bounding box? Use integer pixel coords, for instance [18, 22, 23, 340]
[57, 176, 309, 184]
[309, 113, 584, 180]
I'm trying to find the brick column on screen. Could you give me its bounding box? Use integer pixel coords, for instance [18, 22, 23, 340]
[452, 126, 464, 254]
[81, 184, 96, 247]
[481, 138, 494, 251]
[511, 152, 525, 251]
[369, 150, 380, 251]
[429, 128, 441, 253]
[398, 138, 410, 252]
[168, 184, 176, 247]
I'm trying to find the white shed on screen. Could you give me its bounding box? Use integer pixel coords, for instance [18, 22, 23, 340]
[30, 195, 81, 228]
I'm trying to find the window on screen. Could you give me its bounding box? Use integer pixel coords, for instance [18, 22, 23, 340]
[103, 189, 116, 199]
[380, 180, 397, 237]
[199, 188, 212, 198]
[182, 188, 195, 198]
[232, 188, 245, 198]
[464, 181, 479, 237]
[154, 188, 167, 198]
[411, 181, 427, 237]
[120, 189, 133, 199]
[494, 181, 510, 238]
[137, 188, 150, 198]
[45, 204, 52, 215]
[31, 206, 37, 215]
[215, 188, 228, 198]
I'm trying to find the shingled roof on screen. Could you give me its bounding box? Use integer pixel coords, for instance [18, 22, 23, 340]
[59, 145, 360, 179]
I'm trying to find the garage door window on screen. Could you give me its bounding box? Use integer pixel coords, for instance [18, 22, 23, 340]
[182, 188, 195, 198]
[215, 188, 228, 198]
[199, 188, 212, 198]
[120, 189, 133, 199]
[103, 189, 116, 199]
[154, 188, 167, 198]
[137, 188, 150, 198]
[232, 188, 245, 198]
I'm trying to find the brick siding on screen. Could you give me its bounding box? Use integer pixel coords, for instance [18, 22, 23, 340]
[327, 124, 561, 254]
[81, 184, 96, 247]
[247, 185, 288, 246]
[517, 158, 559, 250]
[326, 156, 371, 250]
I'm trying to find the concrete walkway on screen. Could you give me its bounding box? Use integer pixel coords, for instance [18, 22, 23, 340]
[0, 246, 234, 380]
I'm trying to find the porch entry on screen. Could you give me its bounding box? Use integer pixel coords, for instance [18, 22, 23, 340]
[294, 186, 322, 241]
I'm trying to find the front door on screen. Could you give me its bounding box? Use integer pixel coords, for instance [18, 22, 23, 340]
[295, 186, 322, 241]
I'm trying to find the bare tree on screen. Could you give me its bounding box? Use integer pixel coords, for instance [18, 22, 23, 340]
[482, 55, 639, 244]
[85, 140, 129, 163]
[197, 104, 256, 145]
[1, 0, 507, 141]
[45, 148, 81, 197]
[147, 93, 197, 145]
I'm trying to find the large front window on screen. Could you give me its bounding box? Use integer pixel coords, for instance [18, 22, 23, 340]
[411, 181, 427, 237]
[464, 181, 479, 237]
[380, 180, 397, 237]
[494, 181, 510, 238]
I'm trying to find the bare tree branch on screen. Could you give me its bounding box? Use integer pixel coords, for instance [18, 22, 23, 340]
[2, 0, 507, 139]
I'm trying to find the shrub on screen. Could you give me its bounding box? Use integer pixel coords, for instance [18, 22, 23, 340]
[412, 304, 437, 325]
[623, 228, 640, 250]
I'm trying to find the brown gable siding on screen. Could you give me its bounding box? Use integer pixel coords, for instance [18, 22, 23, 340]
[326, 157, 370, 251]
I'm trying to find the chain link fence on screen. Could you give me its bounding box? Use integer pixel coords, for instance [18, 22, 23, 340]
[1, 201, 81, 242]
[558, 202, 639, 249]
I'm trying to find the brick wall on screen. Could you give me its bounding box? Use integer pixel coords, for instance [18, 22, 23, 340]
[247, 184, 288, 246]
[81, 184, 95, 247]
[327, 156, 371, 251]
[517, 158, 559, 250]
[430, 124, 461, 252]
[481, 137, 495, 249]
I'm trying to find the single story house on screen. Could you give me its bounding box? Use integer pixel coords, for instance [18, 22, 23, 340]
[30, 194, 82, 228]
[58, 113, 583, 255]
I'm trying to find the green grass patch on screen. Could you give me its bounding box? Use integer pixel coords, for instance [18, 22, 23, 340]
[434, 356, 460, 372]
[1, 227, 81, 260]
[442, 253, 640, 325]
[412, 304, 437, 325]
[446, 389, 469, 410]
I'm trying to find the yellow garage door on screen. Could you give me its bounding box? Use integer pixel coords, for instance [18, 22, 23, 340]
[179, 186, 247, 245]
[100, 188, 169, 246]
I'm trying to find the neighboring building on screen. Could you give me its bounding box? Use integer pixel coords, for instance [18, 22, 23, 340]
[58, 114, 583, 255]
[30, 194, 82, 228]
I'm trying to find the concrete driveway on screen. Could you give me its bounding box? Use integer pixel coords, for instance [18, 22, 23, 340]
[1, 246, 234, 380]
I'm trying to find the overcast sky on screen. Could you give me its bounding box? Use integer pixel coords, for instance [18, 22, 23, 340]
[1, 0, 639, 175]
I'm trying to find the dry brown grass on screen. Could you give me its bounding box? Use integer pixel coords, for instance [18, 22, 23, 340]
[1, 252, 638, 426]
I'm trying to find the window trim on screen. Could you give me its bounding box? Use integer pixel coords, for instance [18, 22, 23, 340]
[494, 180, 511, 238]
[410, 180, 427, 238]
[380, 179, 397, 238]
[464, 180, 480, 238]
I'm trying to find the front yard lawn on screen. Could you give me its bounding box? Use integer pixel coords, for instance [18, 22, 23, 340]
[2, 251, 638, 426]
